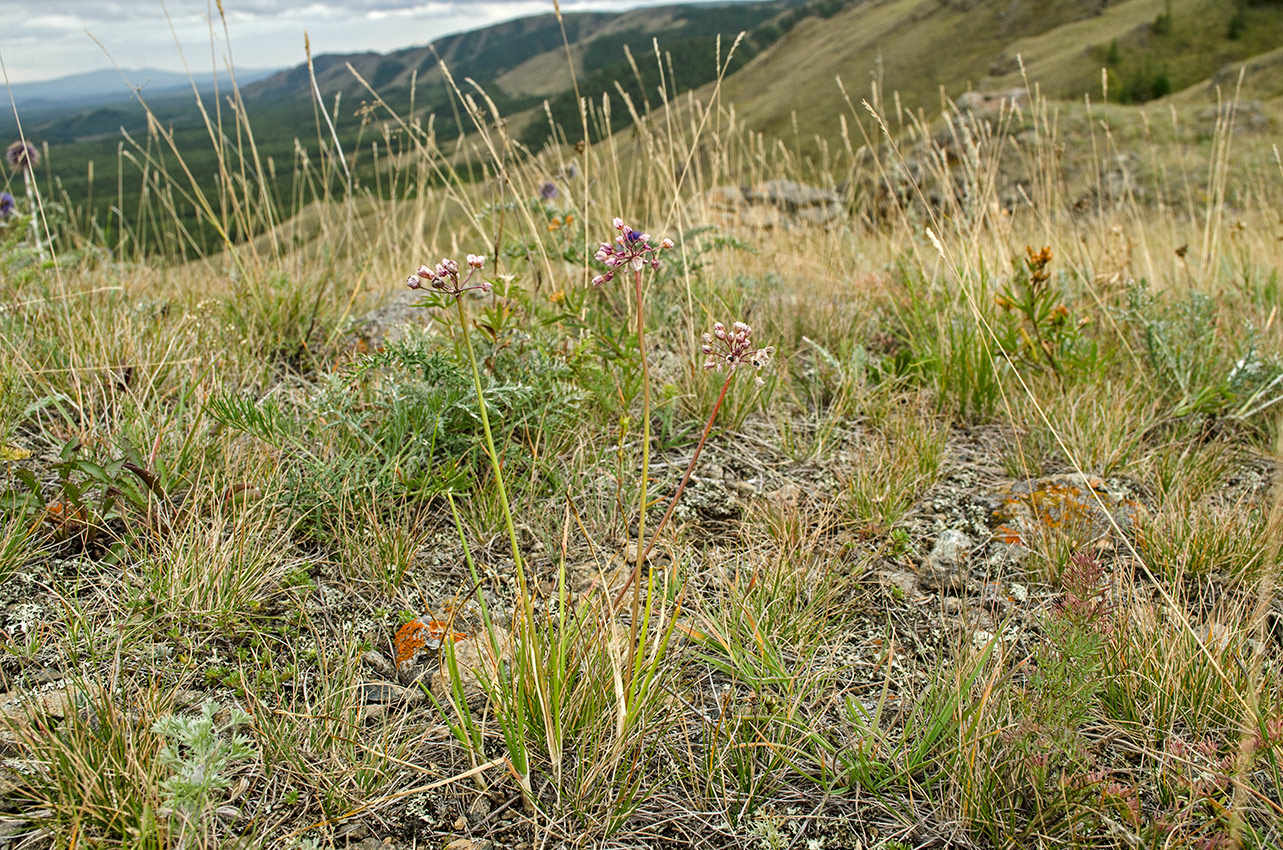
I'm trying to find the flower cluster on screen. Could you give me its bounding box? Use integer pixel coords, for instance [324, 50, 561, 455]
[701, 321, 773, 386]
[591, 217, 673, 286]
[406, 254, 490, 297]
[6, 141, 38, 172]
[0, 192, 13, 220]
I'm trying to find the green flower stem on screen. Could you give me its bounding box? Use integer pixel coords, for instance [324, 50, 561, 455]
[455, 296, 530, 609]
[629, 267, 652, 658]
[454, 294, 535, 808]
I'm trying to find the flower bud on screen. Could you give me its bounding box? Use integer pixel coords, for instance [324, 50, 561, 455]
[660, 237, 675, 250]
[406, 274, 422, 289]
[466, 254, 486, 269]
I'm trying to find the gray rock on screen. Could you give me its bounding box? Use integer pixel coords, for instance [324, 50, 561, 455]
[359, 681, 422, 706]
[360, 650, 397, 681]
[351, 287, 433, 347]
[743, 180, 840, 210]
[920, 529, 974, 592]
[689, 180, 846, 230]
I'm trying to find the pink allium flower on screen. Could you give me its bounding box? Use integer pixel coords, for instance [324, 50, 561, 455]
[701, 321, 773, 386]
[591, 216, 673, 286]
[405, 255, 491, 297]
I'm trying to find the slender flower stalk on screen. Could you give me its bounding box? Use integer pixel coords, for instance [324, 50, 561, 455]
[404, 253, 537, 805]
[407, 255, 522, 593]
[7, 140, 42, 259]
[613, 321, 772, 609]
[591, 217, 673, 656]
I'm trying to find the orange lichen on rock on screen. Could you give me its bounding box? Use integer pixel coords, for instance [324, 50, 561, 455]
[394, 618, 464, 668]
[988, 475, 1143, 546]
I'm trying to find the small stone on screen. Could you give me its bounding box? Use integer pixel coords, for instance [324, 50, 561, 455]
[0, 683, 101, 723]
[361, 650, 397, 680]
[622, 542, 671, 566]
[765, 482, 803, 507]
[977, 582, 1011, 613]
[987, 541, 1030, 570]
[359, 681, 422, 705]
[877, 569, 922, 599]
[336, 821, 371, 841]
[444, 840, 491, 850]
[920, 529, 974, 592]
[26, 668, 61, 686]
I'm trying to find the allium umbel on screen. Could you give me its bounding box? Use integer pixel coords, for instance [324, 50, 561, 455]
[406, 254, 491, 297]
[702, 321, 773, 386]
[591, 217, 673, 286]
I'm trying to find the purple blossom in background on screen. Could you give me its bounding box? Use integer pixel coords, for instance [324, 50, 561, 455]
[0, 192, 13, 219]
[5, 141, 38, 172]
[539, 181, 558, 200]
[591, 217, 673, 286]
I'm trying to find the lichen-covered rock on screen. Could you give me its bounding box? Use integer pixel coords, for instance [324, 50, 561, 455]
[989, 474, 1143, 547]
[688, 180, 845, 231]
[919, 528, 974, 592]
[394, 617, 464, 685]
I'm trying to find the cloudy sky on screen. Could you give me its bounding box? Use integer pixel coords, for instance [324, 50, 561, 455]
[1, 0, 661, 84]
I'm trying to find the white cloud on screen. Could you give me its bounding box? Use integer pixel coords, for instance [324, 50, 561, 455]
[0, 0, 705, 84]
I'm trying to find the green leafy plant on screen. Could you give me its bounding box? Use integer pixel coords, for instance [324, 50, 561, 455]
[1124, 284, 1283, 423]
[994, 246, 1098, 380]
[152, 700, 257, 842]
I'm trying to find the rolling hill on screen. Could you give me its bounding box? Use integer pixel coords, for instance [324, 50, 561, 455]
[6, 0, 1280, 256]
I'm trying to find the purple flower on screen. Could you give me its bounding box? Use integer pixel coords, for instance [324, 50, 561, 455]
[591, 217, 673, 286]
[6, 141, 38, 172]
[0, 192, 14, 219]
[701, 321, 773, 386]
[539, 181, 558, 200]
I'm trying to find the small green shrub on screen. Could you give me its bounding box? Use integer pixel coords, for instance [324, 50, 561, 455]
[209, 326, 587, 527]
[153, 701, 257, 841]
[1122, 284, 1283, 424]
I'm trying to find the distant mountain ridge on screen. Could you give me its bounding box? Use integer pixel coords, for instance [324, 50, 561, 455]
[6, 0, 1280, 253]
[7, 67, 280, 109]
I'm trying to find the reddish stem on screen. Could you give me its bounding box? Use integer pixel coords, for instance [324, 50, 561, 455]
[613, 371, 733, 611]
